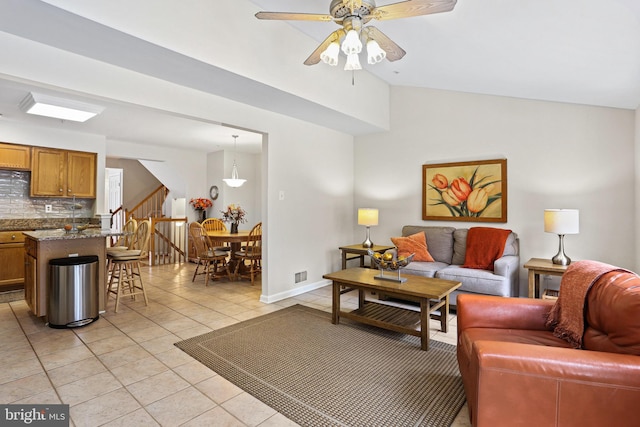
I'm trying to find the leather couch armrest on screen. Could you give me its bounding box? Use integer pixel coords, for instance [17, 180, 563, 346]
[457, 294, 554, 333]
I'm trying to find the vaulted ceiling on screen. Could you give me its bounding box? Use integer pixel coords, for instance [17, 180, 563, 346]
[0, 0, 638, 152]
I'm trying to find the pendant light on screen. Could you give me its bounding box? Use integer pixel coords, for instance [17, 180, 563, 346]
[223, 135, 247, 188]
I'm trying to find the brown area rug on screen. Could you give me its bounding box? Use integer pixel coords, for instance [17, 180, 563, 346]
[175, 304, 465, 427]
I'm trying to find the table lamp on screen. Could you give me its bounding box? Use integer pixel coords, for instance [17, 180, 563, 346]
[358, 208, 378, 248]
[544, 209, 579, 265]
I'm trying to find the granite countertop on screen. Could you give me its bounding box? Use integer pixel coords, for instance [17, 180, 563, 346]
[0, 218, 99, 232]
[23, 229, 122, 241]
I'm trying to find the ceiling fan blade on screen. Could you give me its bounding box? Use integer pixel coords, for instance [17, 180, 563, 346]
[304, 29, 346, 65]
[255, 12, 334, 22]
[370, 0, 456, 21]
[364, 26, 406, 61]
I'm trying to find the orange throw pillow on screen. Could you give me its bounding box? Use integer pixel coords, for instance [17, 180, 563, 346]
[390, 232, 435, 262]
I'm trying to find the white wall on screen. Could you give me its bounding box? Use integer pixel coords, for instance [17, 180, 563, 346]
[355, 87, 636, 296]
[636, 108, 640, 270]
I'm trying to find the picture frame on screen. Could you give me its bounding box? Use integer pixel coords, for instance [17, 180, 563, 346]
[422, 158, 507, 222]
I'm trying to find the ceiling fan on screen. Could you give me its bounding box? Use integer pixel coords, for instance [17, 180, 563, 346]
[255, 0, 457, 70]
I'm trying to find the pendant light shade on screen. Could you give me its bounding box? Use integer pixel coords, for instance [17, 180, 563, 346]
[223, 135, 246, 188]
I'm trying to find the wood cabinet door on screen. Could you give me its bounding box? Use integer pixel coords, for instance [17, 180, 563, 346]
[0, 243, 26, 289]
[0, 142, 31, 170]
[66, 151, 96, 198]
[24, 253, 37, 314]
[31, 147, 65, 197]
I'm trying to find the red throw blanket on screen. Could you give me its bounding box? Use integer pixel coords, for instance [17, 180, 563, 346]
[462, 227, 512, 271]
[545, 260, 634, 348]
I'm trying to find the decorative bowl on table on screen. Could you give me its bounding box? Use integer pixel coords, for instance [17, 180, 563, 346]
[367, 249, 415, 283]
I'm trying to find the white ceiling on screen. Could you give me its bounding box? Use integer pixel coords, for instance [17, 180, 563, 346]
[250, 0, 640, 109]
[0, 0, 639, 153]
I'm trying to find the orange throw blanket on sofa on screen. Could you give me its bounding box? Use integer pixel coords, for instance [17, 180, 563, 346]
[545, 260, 633, 348]
[462, 227, 511, 271]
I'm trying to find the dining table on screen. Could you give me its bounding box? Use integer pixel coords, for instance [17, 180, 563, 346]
[206, 230, 254, 275]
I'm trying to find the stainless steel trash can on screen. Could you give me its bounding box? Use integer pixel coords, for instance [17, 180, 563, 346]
[48, 255, 99, 328]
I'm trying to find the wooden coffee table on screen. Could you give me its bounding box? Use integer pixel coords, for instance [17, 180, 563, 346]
[323, 268, 461, 351]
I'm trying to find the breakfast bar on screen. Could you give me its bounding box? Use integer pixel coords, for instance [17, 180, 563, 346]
[23, 229, 120, 318]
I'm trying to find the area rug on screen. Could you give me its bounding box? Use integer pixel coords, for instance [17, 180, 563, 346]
[175, 304, 465, 427]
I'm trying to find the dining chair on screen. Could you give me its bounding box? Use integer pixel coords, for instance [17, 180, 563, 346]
[105, 219, 151, 312]
[189, 222, 231, 285]
[200, 218, 231, 252]
[234, 222, 262, 285]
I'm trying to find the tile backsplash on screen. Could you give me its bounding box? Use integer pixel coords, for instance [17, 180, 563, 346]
[0, 170, 94, 219]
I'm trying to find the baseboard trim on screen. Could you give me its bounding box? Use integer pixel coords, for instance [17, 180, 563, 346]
[260, 279, 331, 304]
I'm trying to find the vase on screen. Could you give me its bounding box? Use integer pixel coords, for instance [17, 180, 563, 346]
[230, 222, 238, 234]
[199, 209, 206, 223]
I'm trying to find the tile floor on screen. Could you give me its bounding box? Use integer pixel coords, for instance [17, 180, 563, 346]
[0, 263, 470, 427]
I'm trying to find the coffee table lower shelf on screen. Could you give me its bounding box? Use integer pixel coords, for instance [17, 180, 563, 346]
[342, 302, 422, 337]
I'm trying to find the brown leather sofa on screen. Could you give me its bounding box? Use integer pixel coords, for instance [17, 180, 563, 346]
[456, 266, 640, 427]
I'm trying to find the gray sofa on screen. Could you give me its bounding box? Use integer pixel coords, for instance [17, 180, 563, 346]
[390, 225, 519, 305]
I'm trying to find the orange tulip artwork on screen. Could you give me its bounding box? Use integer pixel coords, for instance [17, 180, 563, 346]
[422, 159, 507, 222]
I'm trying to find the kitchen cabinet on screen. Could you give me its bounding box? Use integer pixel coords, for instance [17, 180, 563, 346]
[31, 147, 96, 198]
[0, 231, 28, 292]
[0, 142, 31, 170]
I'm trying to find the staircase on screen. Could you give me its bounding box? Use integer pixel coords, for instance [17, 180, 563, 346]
[112, 184, 187, 266]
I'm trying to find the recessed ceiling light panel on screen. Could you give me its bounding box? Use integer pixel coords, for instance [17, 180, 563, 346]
[19, 92, 105, 122]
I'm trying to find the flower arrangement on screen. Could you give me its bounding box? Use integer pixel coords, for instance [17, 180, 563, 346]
[220, 204, 247, 224]
[189, 198, 213, 211]
[429, 167, 501, 218]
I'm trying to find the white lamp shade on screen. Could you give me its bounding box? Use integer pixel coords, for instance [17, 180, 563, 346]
[358, 208, 378, 226]
[544, 209, 579, 234]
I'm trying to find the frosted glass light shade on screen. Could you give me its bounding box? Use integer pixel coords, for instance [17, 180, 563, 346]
[344, 53, 362, 71]
[341, 29, 362, 55]
[544, 209, 579, 234]
[20, 92, 104, 122]
[320, 42, 340, 66]
[367, 40, 386, 64]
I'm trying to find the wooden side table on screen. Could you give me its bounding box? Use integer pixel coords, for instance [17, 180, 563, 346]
[339, 244, 394, 269]
[523, 257, 570, 298]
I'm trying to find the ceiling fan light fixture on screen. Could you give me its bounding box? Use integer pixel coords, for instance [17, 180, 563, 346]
[344, 53, 362, 71]
[320, 42, 340, 66]
[366, 39, 386, 64]
[341, 29, 362, 55]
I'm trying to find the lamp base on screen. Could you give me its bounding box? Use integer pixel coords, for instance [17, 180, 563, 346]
[362, 226, 373, 248]
[551, 234, 571, 265]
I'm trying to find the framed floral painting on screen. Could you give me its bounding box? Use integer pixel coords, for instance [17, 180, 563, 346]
[422, 158, 507, 222]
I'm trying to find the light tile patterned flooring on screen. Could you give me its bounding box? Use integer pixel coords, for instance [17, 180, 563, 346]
[0, 263, 470, 427]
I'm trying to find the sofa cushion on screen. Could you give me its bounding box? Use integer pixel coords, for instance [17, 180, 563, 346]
[436, 266, 512, 297]
[402, 226, 455, 264]
[390, 232, 434, 262]
[402, 261, 449, 278]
